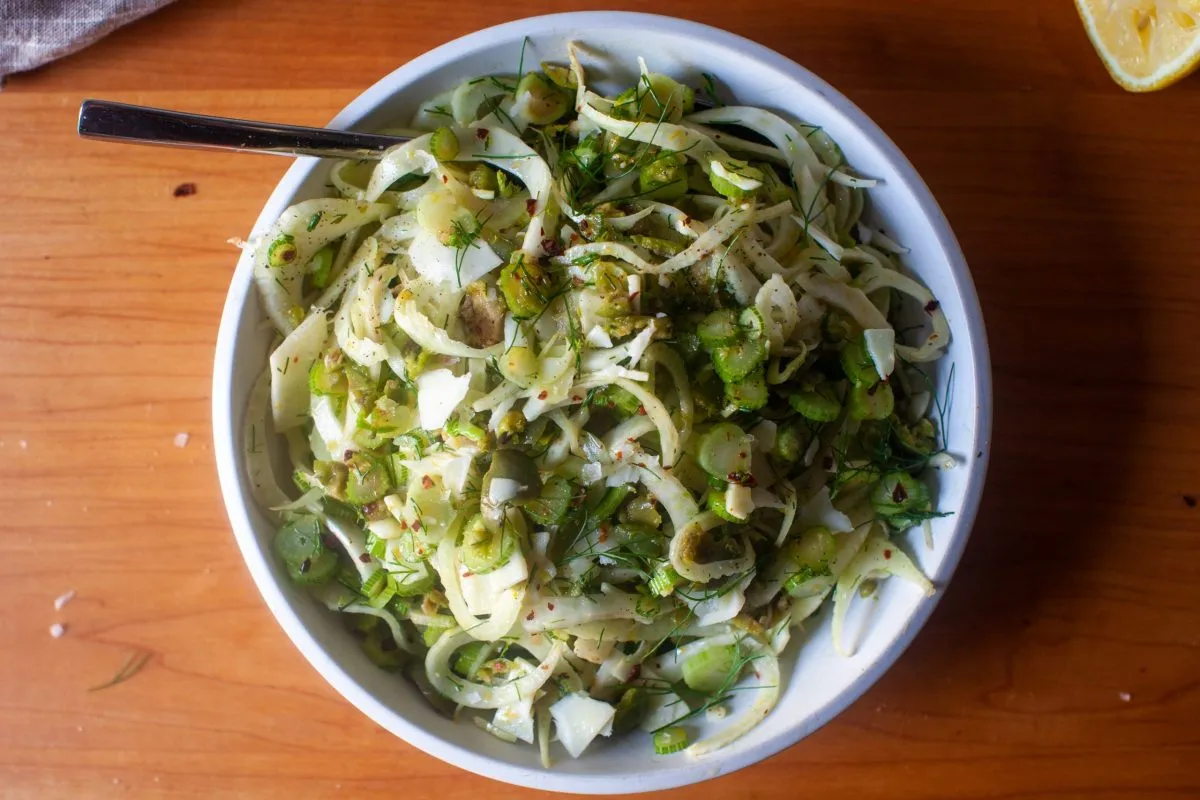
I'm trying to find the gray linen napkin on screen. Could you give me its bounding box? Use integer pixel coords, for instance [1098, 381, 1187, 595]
[1, 0, 175, 78]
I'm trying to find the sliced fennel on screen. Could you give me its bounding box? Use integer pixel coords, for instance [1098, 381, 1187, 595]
[243, 44, 953, 767]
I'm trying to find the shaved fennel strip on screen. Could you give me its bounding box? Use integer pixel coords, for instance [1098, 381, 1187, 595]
[243, 368, 292, 518]
[426, 629, 564, 709]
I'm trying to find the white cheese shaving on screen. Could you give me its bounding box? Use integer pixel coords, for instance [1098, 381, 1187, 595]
[724, 484, 755, 521]
[441, 453, 476, 497]
[585, 326, 613, 348]
[49, 623, 66, 638]
[863, 328, 896, 380]
[580, 461, 604, 485]
[415, 369, 471, 430]
[488, 477, 523, 505]
[549, 693, 616, 758]
[492, 698, 536, 743]
[796, 486, 854, 533]
[407, 228, 502, 286]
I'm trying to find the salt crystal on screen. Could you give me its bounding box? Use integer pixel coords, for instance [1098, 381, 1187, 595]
[1118, 692, 1132, 702]
[173, 432, 190, 448]
[54, 589, 76, 610]
[49, 623, 66, 638]
[19, 440, 28, 450]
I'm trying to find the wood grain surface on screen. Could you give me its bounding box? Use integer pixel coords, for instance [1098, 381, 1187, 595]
[2, 1, 1198, 797]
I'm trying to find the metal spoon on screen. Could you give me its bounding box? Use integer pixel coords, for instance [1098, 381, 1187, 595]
[77, 99, 410, 160]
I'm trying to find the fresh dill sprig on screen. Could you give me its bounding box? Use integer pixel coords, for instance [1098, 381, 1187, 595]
[89, 649, 153, 692]
[516, 36, 530, 84]
[447, 215, 485, 288]
[699, 72, 724, 107]
[648, 638, 771, 733]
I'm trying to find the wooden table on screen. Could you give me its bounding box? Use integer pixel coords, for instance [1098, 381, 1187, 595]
[2, 1, 1198, 797]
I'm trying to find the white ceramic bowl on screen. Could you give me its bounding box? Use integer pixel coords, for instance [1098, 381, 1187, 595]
[213, 11, 991, 793]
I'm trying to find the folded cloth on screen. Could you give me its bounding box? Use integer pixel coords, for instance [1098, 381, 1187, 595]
[1, 0, 175, 78]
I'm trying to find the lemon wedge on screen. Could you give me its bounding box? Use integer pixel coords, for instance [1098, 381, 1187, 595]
[1076, 0, 1200, 91]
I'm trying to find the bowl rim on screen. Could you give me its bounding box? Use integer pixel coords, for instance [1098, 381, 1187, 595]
[212, 10, 992, 794]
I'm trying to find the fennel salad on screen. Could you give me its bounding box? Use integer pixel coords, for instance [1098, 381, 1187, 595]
[243, 44, 954, 763]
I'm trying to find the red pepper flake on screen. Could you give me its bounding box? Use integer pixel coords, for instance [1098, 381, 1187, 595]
[292, 355, 300, 363]
[323, 535, 338, 549]
[475, 128, 489, 140]
[358, 553, 372, 563]
[526, 611, 537, 621]
[547, 602, 556, 611]
[541, 238, 563, 257]
[727, 471, 757, 487]
[538, 390, 549, 400]
[441, 174, 449, 183]
[924, 299, 940, 314]
[526, 198, 538, 216]
[412, 520, 422, 532]
[598, 525, 609, 543]
[463, 571, 473, 578]
[572, 395, 582, 402]
[637, 404, 647, 416]
[343, 450, 355, 461]
[616, 452, 623, 462]
[421, 475, 434, 490]
[884, 549, 893, 560]
[627, 665, 641, 681]
[892, 482, 908, 503]
[173, 182, 197, 198]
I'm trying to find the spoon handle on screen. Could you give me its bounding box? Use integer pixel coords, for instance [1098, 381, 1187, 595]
[77, 100, 408, 160]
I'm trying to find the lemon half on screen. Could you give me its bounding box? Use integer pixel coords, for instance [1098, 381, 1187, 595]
[1076, 0, 1200, 91]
